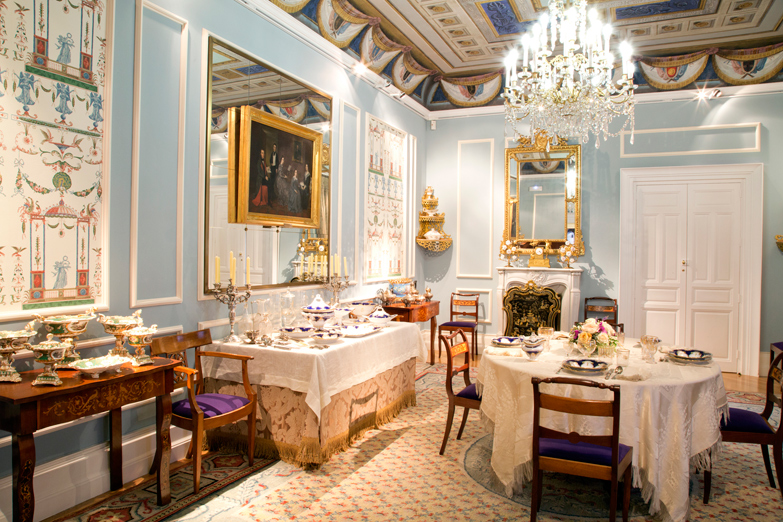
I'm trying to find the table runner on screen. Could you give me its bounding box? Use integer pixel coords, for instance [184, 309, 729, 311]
[477, 340, 727, 522]
[202, 322, 426, 420]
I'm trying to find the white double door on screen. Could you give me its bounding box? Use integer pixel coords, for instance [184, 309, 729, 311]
[633, 181, 743, 372]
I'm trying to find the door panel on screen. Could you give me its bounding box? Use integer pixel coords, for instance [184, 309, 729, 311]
[686, 182, 742, 371]
[634, 185, 688, 345]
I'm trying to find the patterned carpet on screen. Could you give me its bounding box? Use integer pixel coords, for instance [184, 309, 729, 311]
[61, 362, 782, 521]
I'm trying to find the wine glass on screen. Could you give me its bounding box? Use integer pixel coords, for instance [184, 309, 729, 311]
[641, 335, 659, 364]
[537, 326, 554, 352]
[614, 323, 625, 348]
[578, 338, 597, 358]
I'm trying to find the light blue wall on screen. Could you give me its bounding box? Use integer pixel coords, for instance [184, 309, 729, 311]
[423, 92, 783, 368]
[0, 0, 427, 479]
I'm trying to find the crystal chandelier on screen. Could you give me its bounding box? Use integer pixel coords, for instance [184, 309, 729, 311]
[503, 0, 636, 148]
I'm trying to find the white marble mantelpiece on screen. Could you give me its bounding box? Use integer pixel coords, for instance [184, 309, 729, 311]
[497, 266, 582, 335]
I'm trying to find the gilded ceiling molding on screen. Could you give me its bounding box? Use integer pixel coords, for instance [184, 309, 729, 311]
[713, 42, 783, 85]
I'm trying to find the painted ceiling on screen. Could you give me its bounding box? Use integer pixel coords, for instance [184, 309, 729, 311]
[240, 0, 783, 111]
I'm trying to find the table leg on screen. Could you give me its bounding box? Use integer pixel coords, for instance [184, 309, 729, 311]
[110, 408, 123, 490]
[155, 393, 172, 506]
[12, 433, 35, 522]
[430, 316, 436, 365]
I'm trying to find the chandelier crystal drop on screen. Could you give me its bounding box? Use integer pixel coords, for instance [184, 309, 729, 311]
[503, 0, 636, 148]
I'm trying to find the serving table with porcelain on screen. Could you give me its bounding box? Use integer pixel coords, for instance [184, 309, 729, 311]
[477, 339, 727, 522]
[202, 322, 426, 467]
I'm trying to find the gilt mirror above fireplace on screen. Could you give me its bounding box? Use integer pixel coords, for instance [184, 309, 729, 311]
[503, 134, 583, 256]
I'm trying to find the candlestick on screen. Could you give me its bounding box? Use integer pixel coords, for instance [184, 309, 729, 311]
[212, 279, 251, 343]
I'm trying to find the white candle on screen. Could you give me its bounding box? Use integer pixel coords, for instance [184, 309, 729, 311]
[246, 257, 250, 286]
[335, 253, 340, 277]
[344, 257, 348, 279]
[215, 256, 220, 285]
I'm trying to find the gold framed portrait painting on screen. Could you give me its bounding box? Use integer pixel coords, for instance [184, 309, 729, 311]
[234, 106, 322, 228]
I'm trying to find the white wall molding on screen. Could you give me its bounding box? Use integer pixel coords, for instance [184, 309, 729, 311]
[455, 288, 493, 324]
[408, 134, 418, 278]
[0, 424, 190, 522]
[129, 0, 187, 308]
[619, 163, 764, 377]
[620, 122, 761, 158]
[456, 139, 494, 280]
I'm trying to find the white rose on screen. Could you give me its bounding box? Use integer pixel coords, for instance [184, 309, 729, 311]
[597, 332, 609, 345]
[581, 320, 599, 335]
[603, 323, 615, 336]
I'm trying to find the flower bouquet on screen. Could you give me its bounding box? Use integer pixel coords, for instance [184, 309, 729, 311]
[569, 318, 618, 357]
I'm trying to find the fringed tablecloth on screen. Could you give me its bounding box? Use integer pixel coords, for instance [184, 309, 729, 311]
[478, 340, 727, 522]
[202, 323, 425, 468]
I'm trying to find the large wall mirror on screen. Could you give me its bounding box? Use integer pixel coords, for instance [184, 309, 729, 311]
[502, 134, 583, 255]
[204, 37, 331, 293]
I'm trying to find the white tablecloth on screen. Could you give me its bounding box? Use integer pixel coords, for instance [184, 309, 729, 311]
[477, 340, 728, 522]
[203, 322, 426, 420]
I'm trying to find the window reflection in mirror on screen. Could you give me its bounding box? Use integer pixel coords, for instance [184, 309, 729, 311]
[204, 37, 331, 293]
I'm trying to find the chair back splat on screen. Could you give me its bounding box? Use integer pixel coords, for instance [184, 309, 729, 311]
[438, 329, 481, 455]
[438, 292, 480, 357]
[584, 296, 618, 325]
[530, 376, 632, 522]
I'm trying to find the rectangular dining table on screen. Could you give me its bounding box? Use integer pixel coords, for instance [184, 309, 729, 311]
[477, 339, 727, 522]
[0, 357, 179, 522]
[202, 322, 426, 468]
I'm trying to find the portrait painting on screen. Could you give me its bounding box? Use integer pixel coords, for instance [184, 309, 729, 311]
[235, 106, 322, 228]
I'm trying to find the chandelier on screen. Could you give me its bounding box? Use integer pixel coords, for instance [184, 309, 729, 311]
[503, 0, 636, 148]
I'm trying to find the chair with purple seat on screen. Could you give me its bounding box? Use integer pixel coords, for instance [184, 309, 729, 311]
[150, 329, 256, 494]
[438, 292, 480, 358]
[439, 329, 481, 455]
[530, 376, 632, 522]
[703, 349, 783, 502]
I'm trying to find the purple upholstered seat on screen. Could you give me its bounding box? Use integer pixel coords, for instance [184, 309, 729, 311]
[172, 393, 250, 419]
[441, 320, 477, 328]
[539, 438, 632, 467]
[456, 383, 480, 401]
[721, 407, 774, 434]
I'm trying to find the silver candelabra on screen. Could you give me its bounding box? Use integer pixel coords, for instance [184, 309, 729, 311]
[212, 280, 251, 343]
[323, 275, 350, 306]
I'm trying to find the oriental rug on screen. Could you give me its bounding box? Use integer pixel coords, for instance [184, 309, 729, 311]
[54, 362, 781, 521]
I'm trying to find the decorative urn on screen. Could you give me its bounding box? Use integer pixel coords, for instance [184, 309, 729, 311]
[98, 310, 143, 358]
[0, 321, 36, 383]
[31, 335, 72, 386]
[124, 325, 158, 366]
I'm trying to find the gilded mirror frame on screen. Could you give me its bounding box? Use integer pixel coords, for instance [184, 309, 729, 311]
[203, 36, 332, 294]
[501, 133, 583, 256]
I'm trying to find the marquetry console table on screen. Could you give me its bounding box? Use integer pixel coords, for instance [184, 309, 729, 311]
[383, 301, 440, 364]
[0, 357, 178, 522]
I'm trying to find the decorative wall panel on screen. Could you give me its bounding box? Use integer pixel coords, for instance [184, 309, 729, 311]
[0, 0, 109, 319]
[363, 114, 407, 283]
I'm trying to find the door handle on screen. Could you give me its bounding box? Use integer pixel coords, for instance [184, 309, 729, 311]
[681, 260, 687, 272]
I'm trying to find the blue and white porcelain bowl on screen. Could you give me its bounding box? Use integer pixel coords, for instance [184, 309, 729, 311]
[279, 326, 316, 339]
[311, 332, 343, 344]
[521, 343, 544, 361]
[303, 311, 335, 330]
[491, 336, 522, 348]
[350, 301, 377, 318]
[668, 349, 712, 364]
[302, 294, 333, 314]
[367, 308, 396, 326]
[522, 335, 545, 349]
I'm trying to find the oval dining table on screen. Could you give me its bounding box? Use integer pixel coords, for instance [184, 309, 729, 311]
[476, 338, 728, 522]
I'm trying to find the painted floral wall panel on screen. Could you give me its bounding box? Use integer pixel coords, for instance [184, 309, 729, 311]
[0, 0, 107, 319]
[364, 114, 406, 283]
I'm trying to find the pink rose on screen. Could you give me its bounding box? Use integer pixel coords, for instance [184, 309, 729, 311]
[581, 318, 599, 334]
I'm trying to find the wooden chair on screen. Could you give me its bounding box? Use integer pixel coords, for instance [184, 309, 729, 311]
[439, 329, 481, 455]
[530, 377, 632, 522]
[703, 350, 783, 502]
[438, 292, 480, 357]
[584, 296, 618, 325]
[149, 329, 256, 494]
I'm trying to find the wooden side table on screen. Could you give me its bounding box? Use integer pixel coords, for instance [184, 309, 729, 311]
[0, 358, 178, 522]
[383, 301, 440, 364]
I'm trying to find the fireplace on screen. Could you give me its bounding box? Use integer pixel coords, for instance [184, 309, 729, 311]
[502, 281, 562, 336]
[496, 266, 582, 337]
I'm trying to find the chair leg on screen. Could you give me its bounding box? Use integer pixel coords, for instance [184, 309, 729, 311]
[472, 329, 478, 356]
[149, 447, 161, 476]
[703, 465, 712, 504]
[773, 441, 783, 499]
[437, 327, 442, 359]
[609, 474, 618, 522]
[530, 469, 540, 522]
[536, 470, 544, 511]
[192, 428, 203, 494]
[185, 439, 194, 460]
[247, 406, 256, 467]
[622, 465, 631, 522]
[761, 445, 776, 489]
[456, 407, 470, 440]
[440, 402, 456, 455]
